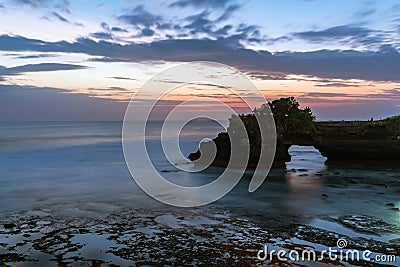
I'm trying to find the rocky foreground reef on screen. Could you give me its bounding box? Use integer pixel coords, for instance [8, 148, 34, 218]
[189, 97, 400, 168]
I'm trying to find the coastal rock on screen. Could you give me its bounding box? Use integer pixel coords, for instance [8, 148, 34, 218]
[3, 223, 16, 229]
[189, 120, 400, 169]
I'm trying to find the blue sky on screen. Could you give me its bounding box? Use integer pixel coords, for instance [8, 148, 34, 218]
[0, 0, 399, 120]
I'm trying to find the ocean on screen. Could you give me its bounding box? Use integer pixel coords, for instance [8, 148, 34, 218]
[0, 121, 399, 265]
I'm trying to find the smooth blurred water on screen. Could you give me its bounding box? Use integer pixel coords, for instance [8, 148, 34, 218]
[0, 121, 399, 227]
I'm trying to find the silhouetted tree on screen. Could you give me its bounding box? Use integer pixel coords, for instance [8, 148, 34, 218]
[263, 97, 316, 139]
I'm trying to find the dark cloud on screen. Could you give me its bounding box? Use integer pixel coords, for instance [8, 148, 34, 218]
[0, 63, 86, 80]
[291, 25, 385, 47]
[115, 3, 254, 42]
[1, 34, 399, 82]
[107, 86, 130, 91]
[293, 25, 371, 40]
[117, 5, 161, 28]
[90, 31, 113, 40]
[216, 4, 241, 22]
[87, 86, 132, 93]
[245, 71, 290, 81]
[106, 76, 137, 81]
[111, 27, 128, 33]
[51, 11, 69, 22]
[88, 57, 131, 63]
[100, 22, 109, 30]
[13, 53, 58, 59]
[11, 0, 51, 8]
[141, 28, 155, 37]
[169, 0, 236, 9]
[10, 0, 71, 13]
[314, 82, 362, 87]
[214, 25, 233, 36]
[95, 23, 127, 38]
[38, 10, 82, 26]
[181, 8, 260, 45]
[303, 92, 355, 98]
[184, 11, 213, 34]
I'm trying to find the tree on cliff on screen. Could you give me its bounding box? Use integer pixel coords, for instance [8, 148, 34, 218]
[256, 97, 316, 139]
[228, 97, 316, 141]
[189, 97, 317, 167]
[384, 115, 400, 131]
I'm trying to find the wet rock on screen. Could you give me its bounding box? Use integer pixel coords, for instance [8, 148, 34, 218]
[160, 170, 178, 173]
[385, 203, 395, 207]
[372, 183, 388, 188]
[321, 193, 328, 198]
[389, 238, 400, 244]
[0, 252, 29, 263]
[3, 223, 16, 229]
[78, 228, 88, 234]
[297, 169, 308, 172]
[334, 215, 400, 235]
[328, 184, 347, 188]
[1, 208, 399, 266]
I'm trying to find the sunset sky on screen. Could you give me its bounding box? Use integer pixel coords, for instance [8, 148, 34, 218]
[0, 0, 399, 121]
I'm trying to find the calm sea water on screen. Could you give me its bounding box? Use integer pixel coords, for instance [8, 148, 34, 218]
[0, 121, 399, 227]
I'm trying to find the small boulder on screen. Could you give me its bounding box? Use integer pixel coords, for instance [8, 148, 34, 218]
[3, 223, 16, 229]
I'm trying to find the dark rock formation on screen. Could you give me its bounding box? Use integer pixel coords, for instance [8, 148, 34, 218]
[314, 121, 400, 165]
[189, 101, 400, 169]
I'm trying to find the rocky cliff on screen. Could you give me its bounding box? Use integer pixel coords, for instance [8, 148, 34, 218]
[188, 119, 400, 169]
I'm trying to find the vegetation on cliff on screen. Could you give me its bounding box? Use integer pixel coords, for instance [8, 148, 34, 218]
[383, 115, 400, 131]
[227, 97, 316, 143]
[189, 97, 317, 168]
[260, 97, 316, 140]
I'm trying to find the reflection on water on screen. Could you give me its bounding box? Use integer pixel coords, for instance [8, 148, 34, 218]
[286, 145, 327, 173]
[282, 146, 326, 215]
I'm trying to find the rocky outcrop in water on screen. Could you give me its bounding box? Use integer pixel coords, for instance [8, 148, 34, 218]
[189, 98, 400, 168]
[314, 121, 400, 165]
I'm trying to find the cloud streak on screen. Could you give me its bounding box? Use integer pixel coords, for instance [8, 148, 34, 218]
[0, 62, 87, 81]
[0, 63, 86, 75]
[291, 25, 387, 48]
[169, 0, 237, 9]
[10, 0, 71, 13]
